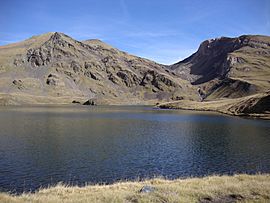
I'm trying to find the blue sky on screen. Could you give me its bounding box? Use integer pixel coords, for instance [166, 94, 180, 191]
[1, 0, 270, 64]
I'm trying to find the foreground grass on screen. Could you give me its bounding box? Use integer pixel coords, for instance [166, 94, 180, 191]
[1, 174, 270, 203]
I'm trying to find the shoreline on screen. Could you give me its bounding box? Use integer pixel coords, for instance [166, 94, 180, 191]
[1, 174, 269, 203]
[157, 92, 270, 120]
[0, 102, 269, 120]
[158, 104, 270, 120]
[1, 91, 269, 120]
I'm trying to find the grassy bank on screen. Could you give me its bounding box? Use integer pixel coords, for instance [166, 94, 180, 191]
[1, 174, 270, 203]
[158, 92, 270, 120]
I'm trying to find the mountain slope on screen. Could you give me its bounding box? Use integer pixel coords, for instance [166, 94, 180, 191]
[1, 32, 269, 113]
[170, 35, 270, 100]
[0, 32, 196, 105]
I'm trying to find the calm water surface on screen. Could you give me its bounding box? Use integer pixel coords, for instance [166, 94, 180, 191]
[0, 106, 269, 193]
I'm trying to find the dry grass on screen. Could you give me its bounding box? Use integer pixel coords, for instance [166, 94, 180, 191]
[158, 92, 270, 120]
[0, 174, 270, 203]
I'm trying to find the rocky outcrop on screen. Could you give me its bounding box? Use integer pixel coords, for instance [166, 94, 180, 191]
[171, 36, 250, 84]
[228, 91, 270, 115]
[170, 35, 270, 100]
[170, 37, 241, 84]
[46, 74, 62, 86]
[116, 70, 140, 87]
[70, 61, 82, 73]
[27, 48, 52, 67]
[141, 70, 177, 90]
[84, 70, 100, 80]
[72, 100, 81, 104]
[12, 80, 24, 90]
[83, 99, 97, 106]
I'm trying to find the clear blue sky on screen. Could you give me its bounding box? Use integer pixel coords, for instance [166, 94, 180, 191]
[1, 0, 269, 64]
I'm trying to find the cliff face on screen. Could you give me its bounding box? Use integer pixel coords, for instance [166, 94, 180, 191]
[170, 35, 270, 100]
[0, 32, 196, 105]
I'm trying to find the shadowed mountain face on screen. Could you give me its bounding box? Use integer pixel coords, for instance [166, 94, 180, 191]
[0, 32, 195, 105]
[170, 35, 270, 100]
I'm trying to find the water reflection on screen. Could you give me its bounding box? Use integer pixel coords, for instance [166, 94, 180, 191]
[0, 106, 269, 193]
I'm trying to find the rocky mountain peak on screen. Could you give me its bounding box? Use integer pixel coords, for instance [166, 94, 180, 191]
[25, 32, 81, 67]
[170, 34, 270, 100]
[191, 35, 270, 61]
[45, 32, 75, 47]
[48, 32, 65, 44]
[0, 32, 195, 105]
[50, 32, 63, 38]
[194, 36, 245, 60]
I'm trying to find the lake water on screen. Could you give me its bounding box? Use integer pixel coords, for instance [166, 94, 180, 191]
[0, 106, 269, 193]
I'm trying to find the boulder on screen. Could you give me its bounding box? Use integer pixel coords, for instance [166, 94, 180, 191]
[70, 61, 81, 73]
[84, 71, 99, 80]
[139, 186, 155, 193]
[83, 99, 97, 106]
[46, 74, 59, 86]
[72, 100, 81, 104]
[12, 80, 24, 90]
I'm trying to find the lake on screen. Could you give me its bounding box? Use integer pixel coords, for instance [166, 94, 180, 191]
[0, 106, 269, 193]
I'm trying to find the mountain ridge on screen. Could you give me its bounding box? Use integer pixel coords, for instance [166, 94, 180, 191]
[0, 32, 196, 105]
[0, 32, 269, 119]
[170, 34, 270, 100]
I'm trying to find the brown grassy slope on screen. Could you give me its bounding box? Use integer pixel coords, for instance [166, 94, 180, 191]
[0, 174, 269, 203]
[1, 33, 269, 109]
[158, 91, 270, 119]
[0, 32, 197, 105]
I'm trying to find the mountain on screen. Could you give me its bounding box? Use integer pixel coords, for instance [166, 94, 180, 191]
[170, 35, 270, 100]
[0, 32, 269, 118]
[163, 34, 270, 118]
[0, 32, 196, 105]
